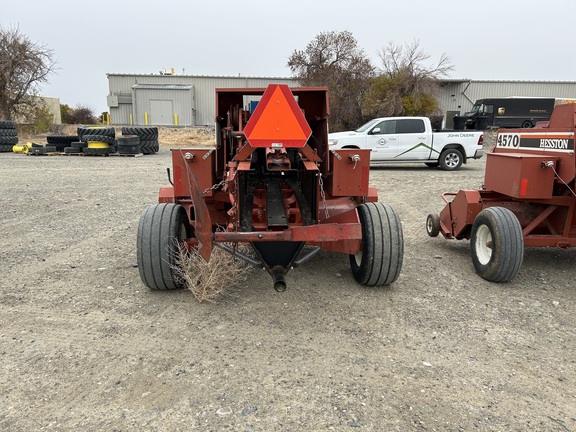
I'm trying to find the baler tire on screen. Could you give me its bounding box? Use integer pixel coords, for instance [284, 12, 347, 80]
[349, 202, 404, 286]
[425, 162, 439, 168]
[426, 213, 441, 237]
[137, 203, 190, 290]
[439, 148, 463, 171]
[63, 146, 82, 154]
[471, 207, 524, 283]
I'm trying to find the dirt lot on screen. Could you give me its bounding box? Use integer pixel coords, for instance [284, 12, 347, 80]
[1, 136, 575, 431]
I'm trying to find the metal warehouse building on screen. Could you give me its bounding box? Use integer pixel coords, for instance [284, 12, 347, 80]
[107, 73, 576, 128]
[106, 73, 296, 127]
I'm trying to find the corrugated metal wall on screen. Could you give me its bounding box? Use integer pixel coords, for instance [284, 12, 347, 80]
[108, 74, 576, 127]
[107, 74, 297, 126]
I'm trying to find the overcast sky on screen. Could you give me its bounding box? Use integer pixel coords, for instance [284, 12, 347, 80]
[4, 0, 576, 114]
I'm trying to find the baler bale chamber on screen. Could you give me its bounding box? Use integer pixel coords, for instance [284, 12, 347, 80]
[426, 102, 576, 282]
[137, 84, 404, 292]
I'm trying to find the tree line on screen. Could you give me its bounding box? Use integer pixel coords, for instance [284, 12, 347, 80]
[288, 30, 453, 131]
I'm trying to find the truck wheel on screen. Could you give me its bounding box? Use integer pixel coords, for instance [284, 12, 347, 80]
[471, 207, 524, 282]
[350, 202, 404, 286]
[426, 213, 440, 237]
[137, 203, 191, 290]
[439, 148, 463, 171]
[521, 120, 533, 128]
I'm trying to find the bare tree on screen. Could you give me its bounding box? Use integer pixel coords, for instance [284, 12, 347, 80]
[363, 40, 453, 118]
[0, 25, 56, 120]
[288, 30, 374, 131]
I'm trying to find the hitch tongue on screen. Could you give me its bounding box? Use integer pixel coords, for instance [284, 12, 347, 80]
[271, 266, 287, 292]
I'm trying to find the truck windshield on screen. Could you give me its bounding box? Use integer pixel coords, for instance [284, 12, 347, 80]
[355, 119, 380, 133]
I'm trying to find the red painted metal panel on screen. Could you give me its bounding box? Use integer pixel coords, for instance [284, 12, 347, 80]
[328, 149, 370, 197]
[484, 153, 555, 199]
[171, 148, 215, 198]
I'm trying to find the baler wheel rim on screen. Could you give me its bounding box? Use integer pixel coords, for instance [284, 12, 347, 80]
[426, 213, 441, 237]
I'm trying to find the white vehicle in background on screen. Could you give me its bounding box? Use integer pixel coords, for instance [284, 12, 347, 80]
[328, 117, 484, 171]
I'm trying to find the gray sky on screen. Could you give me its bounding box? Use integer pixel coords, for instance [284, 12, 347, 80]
[4, 0, 576, 114]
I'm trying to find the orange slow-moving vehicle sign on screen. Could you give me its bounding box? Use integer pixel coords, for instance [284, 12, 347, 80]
[244, 84, 312, 148]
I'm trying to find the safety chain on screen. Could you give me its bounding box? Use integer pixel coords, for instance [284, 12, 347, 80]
[203, 178, 231, 194]
[318, 173, 329, 219]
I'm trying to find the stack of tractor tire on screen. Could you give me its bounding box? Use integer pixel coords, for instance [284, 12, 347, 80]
[46, 135, 80, 152]
[121, 126, 158, 154]
[0, 120, 19, 152]
[117, 135, 141, 155]
[76, 126, 117, 156]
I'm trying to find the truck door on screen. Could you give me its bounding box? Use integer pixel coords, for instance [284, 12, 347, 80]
[393, 119, 431, 160]
[366, 119, 398, 160]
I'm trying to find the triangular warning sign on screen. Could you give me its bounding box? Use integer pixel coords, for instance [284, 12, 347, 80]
[244, 84, 312, 148]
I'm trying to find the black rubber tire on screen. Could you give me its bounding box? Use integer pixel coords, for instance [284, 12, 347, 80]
[521, 121, 533, 128]
[80, 135, 117, 145]
[64, 146, 82, 154]
[0, 136, 18, 145]
[471, 207, 524, 283]
[349, 202, 404, 286]
[0, 120, 16, 128]
[118, 145, 140, 155]
[0, 144, 14, 152]
[47, 135, 79, 144]
[71, 141, 88, 149]
[82, 147, 110, 156]
[47, 136, 79, 152]
[117, 135, 140, 146]
[140, 139, 159, 154]
[426, 213, 441, 237]
[121, 126, 158, 140]
[137, 203, 190, 290]
[425, 162, 439, 168]
[0, 128, 18, 136]
[439, 148, 463, 171]
[77, 126, 115, 138]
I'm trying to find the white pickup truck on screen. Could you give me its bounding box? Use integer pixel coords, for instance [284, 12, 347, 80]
[328, 117, 484, 171]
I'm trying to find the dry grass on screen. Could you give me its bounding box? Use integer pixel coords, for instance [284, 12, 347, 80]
[173, 243, 252, 303]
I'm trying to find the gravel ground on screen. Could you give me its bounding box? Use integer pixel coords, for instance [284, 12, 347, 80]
[1, 146, 575, 431]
